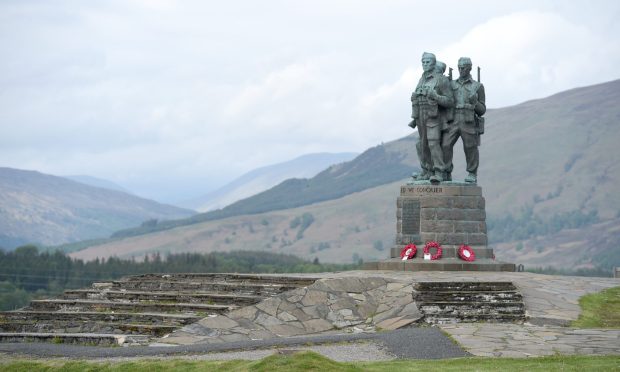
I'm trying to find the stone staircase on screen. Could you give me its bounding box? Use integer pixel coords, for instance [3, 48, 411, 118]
[0, 273, 316, 345]
[414, 281, 525, 324]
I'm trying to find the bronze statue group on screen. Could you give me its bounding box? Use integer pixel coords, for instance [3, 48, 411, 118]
[409, 52, 485, 184]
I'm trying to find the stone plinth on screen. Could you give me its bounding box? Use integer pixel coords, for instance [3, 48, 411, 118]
[395, 183, 487, 253]
[364, 182, 515, 272]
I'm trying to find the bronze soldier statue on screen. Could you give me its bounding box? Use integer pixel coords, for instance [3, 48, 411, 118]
[409, 53, 454, 184]
[442, 57, 486, 184]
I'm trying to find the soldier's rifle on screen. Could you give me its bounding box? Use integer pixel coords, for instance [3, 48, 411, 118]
[475, 66, 484, 135]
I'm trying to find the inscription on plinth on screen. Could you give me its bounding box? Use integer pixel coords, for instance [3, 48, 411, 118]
[401, 199, 420, 235]
[400, 185, 482, 197]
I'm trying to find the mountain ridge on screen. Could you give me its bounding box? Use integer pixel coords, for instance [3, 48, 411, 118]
[0, 167, 195, 249]
[179, 152, 358, 212]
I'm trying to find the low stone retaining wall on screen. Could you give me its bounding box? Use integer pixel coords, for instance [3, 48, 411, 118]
[162, 276, 423, 344]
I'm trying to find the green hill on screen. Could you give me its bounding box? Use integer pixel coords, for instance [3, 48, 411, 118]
[110, 136, 418, 239]
[0, 168, 194, 249]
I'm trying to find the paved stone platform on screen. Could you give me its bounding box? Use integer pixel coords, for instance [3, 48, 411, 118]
[157, 271, 619, 355]
[0, 271, 618, 359]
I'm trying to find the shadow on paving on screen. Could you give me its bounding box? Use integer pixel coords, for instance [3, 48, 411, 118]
[0, 327, 469, 360]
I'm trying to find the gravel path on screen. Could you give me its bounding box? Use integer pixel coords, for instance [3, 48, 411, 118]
[0, 327, 469, 361]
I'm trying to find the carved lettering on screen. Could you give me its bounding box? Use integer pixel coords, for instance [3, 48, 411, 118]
[401, 200, 420, 235]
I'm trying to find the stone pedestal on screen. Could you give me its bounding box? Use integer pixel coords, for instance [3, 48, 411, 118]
[364, 183, 515, 272]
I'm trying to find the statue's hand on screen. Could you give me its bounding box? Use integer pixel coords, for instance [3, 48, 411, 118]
[408, 119, 416, 129]
[427, 89, 439, 100]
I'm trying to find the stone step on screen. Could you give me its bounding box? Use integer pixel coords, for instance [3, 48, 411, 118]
[0, 332, 149, 346]
[63, 289, 262, 306]
[419, 303, 525, 316]
[0, 311, 201, 325]
[414, 281, 517, 292]
[370, 258, 516, 272]
[109, 280, 300, 295]
[0, 322, 177, 337]
[415, 292, 523, 303]
[418, 301, 525, 309]
[423, 313, 526, 324]
[27, 299, 234, 314]
[116, 273, 317, 286]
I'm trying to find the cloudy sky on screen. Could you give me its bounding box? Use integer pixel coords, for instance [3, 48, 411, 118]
[1, 0, 619, 203]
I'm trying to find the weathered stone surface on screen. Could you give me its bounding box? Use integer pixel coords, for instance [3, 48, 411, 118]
[357, 277, 387, 289]
[302, 318, 334, 333]
[228, 306, 258, 321]
[248, 329, 274, 341]
[329, 297, 357, 311]
[264, 323, 306, 337]
[198, 316, 238, 330]
[254, 313, 282, 327]
[376, 316, 417, 330]
[323, 278, 365, 293]
[277, 299, 298, 312]
[348, 293, 366, 301]
[397, 302, 423, 320]
[356, 302, 378, 319]
[301, 290, 328, 307]
[256, 297, 281, 316]
[386, 282, 406, 291]
[219, 333, 250, 342]
[277, 311, 297, 322]
[290, 308, 312, 322]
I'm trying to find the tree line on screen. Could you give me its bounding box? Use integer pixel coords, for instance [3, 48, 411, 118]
[488, 207, 599, 243]
[0, 245, 359, 311]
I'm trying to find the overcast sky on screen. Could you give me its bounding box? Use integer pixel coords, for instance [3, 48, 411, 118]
[1, 0, 619, 203]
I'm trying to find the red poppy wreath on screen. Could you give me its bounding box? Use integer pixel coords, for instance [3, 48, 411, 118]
[458, 244, 476, 262]
[423, 241, 442, 260]
[400, 244, 417, 260]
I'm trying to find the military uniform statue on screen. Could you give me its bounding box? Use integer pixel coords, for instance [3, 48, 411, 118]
[442, 57, 486, 184]
[409, 53, 454, 184]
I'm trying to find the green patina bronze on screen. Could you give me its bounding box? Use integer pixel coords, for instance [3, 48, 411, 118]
[409, 53, 486, 185]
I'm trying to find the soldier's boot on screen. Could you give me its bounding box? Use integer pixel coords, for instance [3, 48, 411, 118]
[446, 172, 452, 181]
[464, 172, 477, 184]
[430, 172, 444, 185]
[416, 171, 431, 181]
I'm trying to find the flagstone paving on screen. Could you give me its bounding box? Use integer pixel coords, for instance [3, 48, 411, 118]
[158, 271, 620, 358]
[440, 323, 620, 357]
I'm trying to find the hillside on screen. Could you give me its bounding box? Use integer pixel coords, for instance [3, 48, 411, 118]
[63, 175, 131, 194]
[71, 79, 620, 270]
[110, 136, 418, 239]
[179, 152, 358, 212]
[0, 168, 194, 249]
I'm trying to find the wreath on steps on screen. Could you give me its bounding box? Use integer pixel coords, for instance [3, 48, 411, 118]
[423, 241, 442, 260]
[458, 245, 476, 262]
[400, 244, 417, 260]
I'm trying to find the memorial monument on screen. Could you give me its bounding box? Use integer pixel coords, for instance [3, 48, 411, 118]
[365, 52, 515, 272]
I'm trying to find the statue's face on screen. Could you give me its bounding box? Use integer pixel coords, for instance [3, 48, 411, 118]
[421, 56, 435, 72]
[458, 63, 472, 78]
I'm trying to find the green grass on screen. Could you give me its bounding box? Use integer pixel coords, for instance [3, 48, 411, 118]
[2, 352, 620, 372]
[572, 286, 620, 328]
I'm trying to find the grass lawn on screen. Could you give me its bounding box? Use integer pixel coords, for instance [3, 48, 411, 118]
[2, 352, 620, 372]
[572, 285, 620, 328]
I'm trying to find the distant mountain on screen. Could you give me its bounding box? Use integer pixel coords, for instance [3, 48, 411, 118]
[0, 168, 195, 249]
[180, 152, 358, 212]
[71, 79, 620, 271]
[64, 175, 130, 194]
[110, 138, 418, 239]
